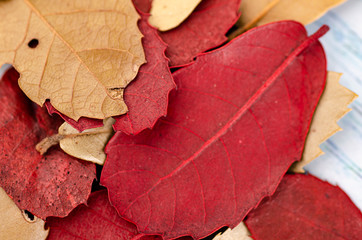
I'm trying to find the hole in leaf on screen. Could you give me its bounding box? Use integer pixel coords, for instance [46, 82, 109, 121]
[28, 39, 39, 48]
[22, 210, 36, 223]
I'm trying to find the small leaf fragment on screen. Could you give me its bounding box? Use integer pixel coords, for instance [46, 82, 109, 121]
[149, 0, 202, 31]
[213, 223, 253, 240]
[0, 0, 146, 120]
[290, 72, 357, 173]
[0, 188, 48, 240]
[59, 118, 115, 165]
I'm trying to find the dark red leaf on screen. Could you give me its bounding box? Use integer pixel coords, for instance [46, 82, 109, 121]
[133, 0, 241, 67]
[0, 68, 95, 219]
[245, 174, 362, 240]
[45, 102, 103, 132]
[47, 14, 175, 135]
[101, 22, 328, 239]
[47, 190, 161, 240]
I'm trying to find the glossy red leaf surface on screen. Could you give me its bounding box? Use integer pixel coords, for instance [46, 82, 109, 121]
[245, 174, 362, 240]
[101, 22, 328, 239]
[47, 190, 161, 240]
[133, 0, 241, 67]
[46, 14, 175, 135]
[0, 68, 95, 219]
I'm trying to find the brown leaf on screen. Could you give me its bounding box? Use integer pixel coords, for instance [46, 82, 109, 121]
[149, 0, 202, 31]
[230, 0, 345, 38]
[58, 118, 115, 165]
[0, 187, 48, 240]
[213, 223, 253, 240]
[0, 0, 145, 120]
[290, 72, 357, 173]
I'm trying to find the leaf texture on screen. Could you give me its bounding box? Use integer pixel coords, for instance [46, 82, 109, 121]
[0, 0, 145, 120]
[0, 187, 48, 240]
[133, 0, 241, 67]
[290, 72, 357, 173]
[148, 0, 202, 31]
[101, 22, 328, 239]
[245, 174, 362, 240]
[0, 68, 96, 219]
[46, 190, 161, 240]
[46, 14, 176, 135]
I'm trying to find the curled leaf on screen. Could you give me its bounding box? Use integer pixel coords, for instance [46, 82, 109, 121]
[290, 72, 357, 173]
[59, 118, 115, 165]
[0, 0, 145, 120]
[0, 188, 48, 240]
[149, 0, 202, 31]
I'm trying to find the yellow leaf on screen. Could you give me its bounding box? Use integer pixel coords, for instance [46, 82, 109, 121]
[58, 118, 115, 165]
[0, 0, 145, 120]
[213, 223, 253, 240]
[290, 72, 357, 173]
[149, 0, 202, 31]
[230, 0, 345, 38]
[0, 187, 48, 240]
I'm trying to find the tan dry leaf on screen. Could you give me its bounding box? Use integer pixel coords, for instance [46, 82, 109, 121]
[0, 0, 145, 120]
[290, 72, 357, 173]
[230, 0, 345, 38]
[149, 0, 202, 31]
[58, 118, 115, 165]
[213, 223, 253, 240]
[0, 187, 48, 240]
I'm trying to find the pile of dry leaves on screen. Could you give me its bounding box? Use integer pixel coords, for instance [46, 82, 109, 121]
[0, 0, 361, 239]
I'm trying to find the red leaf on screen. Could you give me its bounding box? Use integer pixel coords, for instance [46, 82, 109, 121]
[45, 102, 103, 132]
[101, 22, 328, 239]
[47, 190, 161, 240]
[113, 14, 175, 135]
[47, 14, 175, 135]
[133, 0, 241, 67]
[245, 174, 362, 240]
[0, 68, 95, 219]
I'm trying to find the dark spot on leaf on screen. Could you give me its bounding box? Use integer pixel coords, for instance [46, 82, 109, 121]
[325, 193, 330, 199]
[22, 210, 35, 222]
[28, 39, 39, 48]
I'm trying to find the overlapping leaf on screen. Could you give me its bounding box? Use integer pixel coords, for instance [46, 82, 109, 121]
[46, 14, 175, 135]
[101, 22, 328, 239]
[0, 68, 95, 219]
[148, 0, 202, 31]
[133, 0, 241, 67]
[47, 190, 160, 240]
[0, 0, 145, 120]
[245, 174, 362, 239]
[291, 72, 357, 173]
[230, 0, 345, 37]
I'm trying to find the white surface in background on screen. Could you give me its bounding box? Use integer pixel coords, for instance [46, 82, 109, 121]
[305, 0, 362, 210]
[0, 0, 361, 211]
